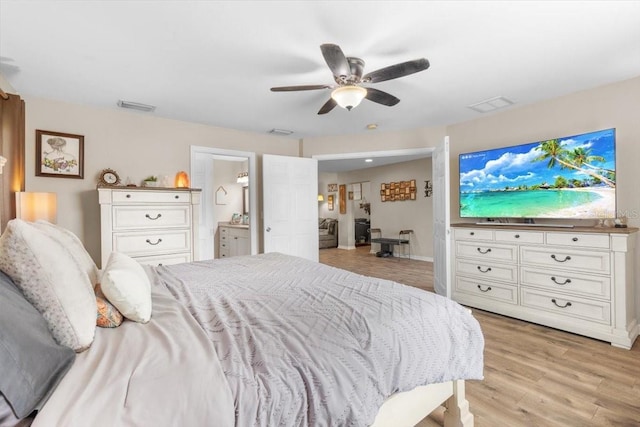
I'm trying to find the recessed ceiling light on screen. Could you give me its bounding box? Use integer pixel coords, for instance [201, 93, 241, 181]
[468, 96, 514, 113]
[117, 100, 156, 112]
[365, 159, 373, 163]
[366, 123, 378, 130]
[269, 128, 294, 135]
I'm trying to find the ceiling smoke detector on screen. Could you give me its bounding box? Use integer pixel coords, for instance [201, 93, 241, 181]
[117, 100, 156, 112]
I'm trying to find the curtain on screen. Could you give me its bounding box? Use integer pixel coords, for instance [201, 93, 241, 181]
[0, 92, 26, 231]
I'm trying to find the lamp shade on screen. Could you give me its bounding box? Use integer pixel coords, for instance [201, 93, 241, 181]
[331, 86, 367, 110]
[175, 171, 190, 188]
[16, 192, 57, 223]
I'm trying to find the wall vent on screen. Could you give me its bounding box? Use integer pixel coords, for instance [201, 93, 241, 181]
[117, 100, 156, 112]
[468, 96, 514, 113]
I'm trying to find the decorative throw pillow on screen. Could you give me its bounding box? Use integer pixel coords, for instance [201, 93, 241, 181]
[100, 252, 152, 323]
[0, 270, 75, 419]
[33, 220, 100, 287]
[95, 283, 124, 328]
[0, 219, 97, 351]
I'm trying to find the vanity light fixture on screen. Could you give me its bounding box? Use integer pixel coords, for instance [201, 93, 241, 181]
[237, 171, 249, 185]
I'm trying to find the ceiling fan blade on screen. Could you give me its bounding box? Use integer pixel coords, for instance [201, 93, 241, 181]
[363, 58, 430, 83]
[365, 87, 400, 106]
[271, 84, 331, 92]
[317, 98, 337, 115]
[320, 44, 350, 78]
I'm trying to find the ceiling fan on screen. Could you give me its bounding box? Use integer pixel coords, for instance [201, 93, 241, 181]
[271, 44, 430, 115]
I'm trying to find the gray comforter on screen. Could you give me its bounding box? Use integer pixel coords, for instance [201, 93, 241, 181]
[157, 252, 483, 427]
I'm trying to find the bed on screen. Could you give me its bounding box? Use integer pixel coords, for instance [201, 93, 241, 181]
[0, 219, 483, 427]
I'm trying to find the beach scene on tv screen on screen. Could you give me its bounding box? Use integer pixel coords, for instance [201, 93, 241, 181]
[459, 128, 616, 219]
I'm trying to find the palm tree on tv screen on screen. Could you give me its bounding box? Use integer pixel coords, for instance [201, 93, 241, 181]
[533, 139, 615, 188]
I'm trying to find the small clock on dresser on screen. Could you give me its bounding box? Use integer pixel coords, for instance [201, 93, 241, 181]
[98, 168, 121, 187]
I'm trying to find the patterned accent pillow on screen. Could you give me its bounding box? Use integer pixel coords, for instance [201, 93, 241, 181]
[33, 220, 100, 287]
[0, 219, 96, 351]
[95, 283, 123, 328]
[101, 252, 152, 323]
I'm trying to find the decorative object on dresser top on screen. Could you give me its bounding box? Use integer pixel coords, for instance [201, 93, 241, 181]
[142, 175, 158, 187]
[97, 168, 121, 187]
[451, 223, 638, 349]
[98, 187, 201, 268]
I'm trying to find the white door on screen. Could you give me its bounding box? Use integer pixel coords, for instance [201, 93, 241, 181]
[191, 151, 215, 260]
[263, 154, 319, 262]
[432, 136, 451, 297]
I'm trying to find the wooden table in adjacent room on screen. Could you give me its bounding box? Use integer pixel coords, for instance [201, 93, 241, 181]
[370, 237, 409, 258]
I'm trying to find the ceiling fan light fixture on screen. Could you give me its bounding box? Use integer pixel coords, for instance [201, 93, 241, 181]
[331, 86, 367, 111]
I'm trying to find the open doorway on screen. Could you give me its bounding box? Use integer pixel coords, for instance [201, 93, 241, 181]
[190, 146, 258, 260]
[314, 148, 433, 259]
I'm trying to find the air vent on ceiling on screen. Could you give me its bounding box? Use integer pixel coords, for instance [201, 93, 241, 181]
[269, 128, 293, 136]
[117, 100, 156, 112]
[468, 96, 514, 113]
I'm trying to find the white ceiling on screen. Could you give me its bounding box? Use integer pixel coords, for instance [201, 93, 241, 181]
[1, 1, 639, 147]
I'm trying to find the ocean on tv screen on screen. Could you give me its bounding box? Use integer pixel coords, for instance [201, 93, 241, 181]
[459, 128, 616, 219]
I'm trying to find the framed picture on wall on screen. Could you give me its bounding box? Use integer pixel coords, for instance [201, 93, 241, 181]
[328, 194, 334, 211]
[35, 129, 84, 179]
[328, 183, 338, 192]
[339, 184, 346, 214]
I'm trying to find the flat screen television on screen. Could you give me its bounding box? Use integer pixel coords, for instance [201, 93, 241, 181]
[459, 128, 616, 220]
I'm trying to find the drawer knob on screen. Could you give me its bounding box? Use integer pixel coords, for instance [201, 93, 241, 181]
[550, 254, 571, 263]
[551, 276, 572, 285]
[477, 285, 492, 293]
[126, 194, 131, 198]
[551, 298, 572, 309]
[477, 266, 492, 273]
[476, 247, 492, 254]
[514, 234, 520, 238]
[145, 213, 162, 220]
[470, 232, 475, 236]
[175, 195, 179, 199]
[572, 237, 578, 242]
[157, 263, 163, 266]
[145, 238, 163, 246]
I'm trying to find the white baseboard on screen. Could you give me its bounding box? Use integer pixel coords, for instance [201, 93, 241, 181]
[338, 245, 356, 250]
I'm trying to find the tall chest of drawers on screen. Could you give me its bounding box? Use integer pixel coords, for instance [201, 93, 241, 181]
[451, 224, 638, 349]
[98, 187, 201, 267]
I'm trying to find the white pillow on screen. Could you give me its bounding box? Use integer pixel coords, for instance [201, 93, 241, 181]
[100, 252, 152, 323]
[33, 220, 100, 287]
[0, 219, 96, 351]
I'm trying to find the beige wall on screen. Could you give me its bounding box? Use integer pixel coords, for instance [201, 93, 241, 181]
[23, 96, 298, 265]
[448, 76, 640, 229]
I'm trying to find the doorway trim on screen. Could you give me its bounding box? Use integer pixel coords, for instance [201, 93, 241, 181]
[190, 145, 258, 258]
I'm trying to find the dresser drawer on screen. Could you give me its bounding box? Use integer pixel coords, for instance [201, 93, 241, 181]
[546, 232, 610, 249]
[133, 253, 191, 267]
[521, 288, 611, 324]
[455, 277, 518, 304]
[520, 266, 611, 299]
[495, 230, 544, 244]
[456, 259, 518, 283]
[456, 241, 518, 262]
[454, 228, 493, 241]
[520, 246, 610, 274]
[111, 190, 191, 204]
[113, 230, 191, 256]
[113, 206, 190, 230]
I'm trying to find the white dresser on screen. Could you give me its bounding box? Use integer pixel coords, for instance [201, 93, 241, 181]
[98, 187, 201, 267]
[218, 222, 250, 258]
[451, 224, 638, 349]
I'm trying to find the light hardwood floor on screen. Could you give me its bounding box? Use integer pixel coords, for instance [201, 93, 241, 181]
[319, 246, 640, 427]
